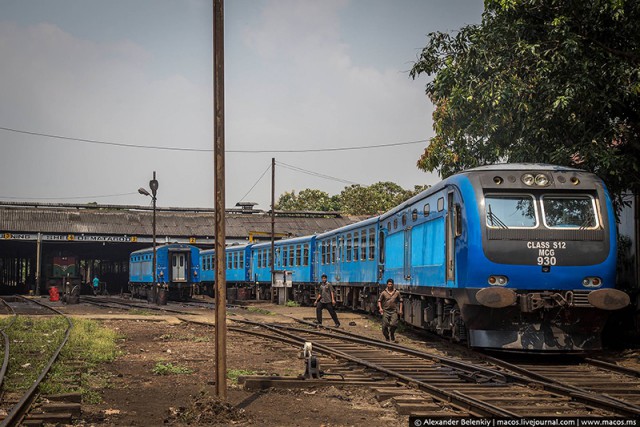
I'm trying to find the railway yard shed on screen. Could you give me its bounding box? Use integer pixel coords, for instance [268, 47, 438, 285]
[0, 201, 363, 295]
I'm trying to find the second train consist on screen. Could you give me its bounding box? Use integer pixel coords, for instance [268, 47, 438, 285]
[131, 164, 630, 351]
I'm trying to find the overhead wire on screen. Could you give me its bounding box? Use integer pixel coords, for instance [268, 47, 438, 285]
[0, 192, 139, 201]
[276, 161, 359, 185]
[0, 126, 426, 153]
[238, 164, 272, 202]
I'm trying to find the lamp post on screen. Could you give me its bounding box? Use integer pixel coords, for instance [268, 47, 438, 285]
[138, 171, 159, 302]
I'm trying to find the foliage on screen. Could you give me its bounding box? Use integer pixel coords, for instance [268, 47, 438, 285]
[275, 189, 340, 211]
[227, 368, 256, 384]
[340, 182, 429, 215]
[152, 362, 193, 375]
[284, 300, 300, 307]
[276, 183, 429, 215]
[410, 0, 640, 212]
[2, 316, 67, 391]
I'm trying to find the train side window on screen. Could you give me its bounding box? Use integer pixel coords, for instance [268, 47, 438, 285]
[331, 238, 337, 264]
[283, 248, 288, 267]
[338, 236, 344, 261]
[321, 242, 326, 265]
[346, 233, 352, 262]
[437, 197, 444, 212]
[289, 246, 294, 266]
[378, 230, 385, 263]
[423, 204, 430, 216]
[412, 209, 418, 221]
[402, 214, 407, 226]
[387, 221, 391, 231]
[303, 244, 309, 266]
[361, 232, 367, 260]
[393, 219, 398, 230]
[353, 231, 359, 262]
[240, 254, 244, 269]
[258, 252, 263, 268]
[368, 228, 375, 260]
[233, 253, 238, 269]
[296, 245, 301, 266]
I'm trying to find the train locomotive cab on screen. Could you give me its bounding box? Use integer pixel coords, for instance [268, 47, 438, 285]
[459, 164, 630, 351]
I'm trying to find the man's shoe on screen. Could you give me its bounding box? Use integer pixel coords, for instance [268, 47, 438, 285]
[385, 337, 390, 342]
[334, 323, 340, 328]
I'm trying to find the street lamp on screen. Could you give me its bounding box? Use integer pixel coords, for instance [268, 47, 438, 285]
[139, 171, 159, 302]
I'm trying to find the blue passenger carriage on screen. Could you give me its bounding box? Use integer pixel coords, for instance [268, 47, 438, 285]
[314, 217, 380, 310]
[251, 235, 316, 304]
[129, 243, 200, 300]
[200, 244, 253, 296]
[379, 164, 628, 351]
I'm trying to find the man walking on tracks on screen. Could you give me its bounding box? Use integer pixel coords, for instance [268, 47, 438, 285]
[378, 278, 403, 342]
[314, 274, 340, 328]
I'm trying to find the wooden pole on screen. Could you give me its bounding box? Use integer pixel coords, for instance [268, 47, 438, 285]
[271, 157, 276, 302]
[213, 0, 227, 399]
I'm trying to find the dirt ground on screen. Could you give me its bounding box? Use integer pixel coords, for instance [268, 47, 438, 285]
[69, 303, 411, 427]
[55, 300, 640, 427]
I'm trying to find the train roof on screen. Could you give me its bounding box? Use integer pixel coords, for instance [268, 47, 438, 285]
[462, 163, 583, 173]
[315, 216, 379, 240]
[251, 234, 316, 249]
[131, 243, 197, 255]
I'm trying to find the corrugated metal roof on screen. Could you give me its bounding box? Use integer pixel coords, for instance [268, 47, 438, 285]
[0, 204, 366, 239]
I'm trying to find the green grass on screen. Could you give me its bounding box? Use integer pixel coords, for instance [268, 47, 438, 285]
[3, 316, 68, 392]
[227, 369, 256, 384]
[128, 308, 157, 316]
[39, 318, 122, 402]
[246, 307, 274, 315]
[284, 300, 300, 307]
[152, 362, 193, 375]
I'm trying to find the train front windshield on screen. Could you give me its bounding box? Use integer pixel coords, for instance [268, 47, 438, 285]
[485, 194, 599, 230]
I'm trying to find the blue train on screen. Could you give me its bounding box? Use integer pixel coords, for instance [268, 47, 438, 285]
[129, 243, 200, 300]
[131, 164, 631, 351]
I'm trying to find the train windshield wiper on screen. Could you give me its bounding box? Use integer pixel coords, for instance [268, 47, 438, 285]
[487, 204, 509, 229]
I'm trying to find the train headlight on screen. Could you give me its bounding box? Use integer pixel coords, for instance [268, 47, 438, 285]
[488, 275, 509, 286]
[159, 271, 164, 277]
[194, 271, 198, 276]
[582, 277, 602, 288]
[535, 173, 550, 186]
[521, 173, 535, 186]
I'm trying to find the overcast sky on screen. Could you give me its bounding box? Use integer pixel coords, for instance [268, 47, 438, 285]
[0, 0, 483, 210]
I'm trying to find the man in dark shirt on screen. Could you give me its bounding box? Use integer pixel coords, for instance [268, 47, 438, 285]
[377, 278, 403, 342]
[314, 274, 340, 327]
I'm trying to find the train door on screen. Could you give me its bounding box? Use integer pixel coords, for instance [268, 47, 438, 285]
[403, 228, 412, 281]
[377, 229, 386, 280]
[445, 190, 459, 283]
[171, 252, 187, 282]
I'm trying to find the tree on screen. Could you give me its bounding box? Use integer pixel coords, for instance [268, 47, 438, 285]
[340, 182, 422, 215]
[275, 189, 339, 211]
[410, 0, 640, 211]
[276, 182, 430, 215]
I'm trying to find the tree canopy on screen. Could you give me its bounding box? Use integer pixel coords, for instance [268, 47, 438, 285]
[410, 0, 640, 210]
[275, 189, 339, 212]
[276, 182, 428, 215]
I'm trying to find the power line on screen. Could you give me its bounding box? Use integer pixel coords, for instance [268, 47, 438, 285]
[0, 191, 139, 201]
[276, 161, 359, 185]
[238, 164, 271, 202]
[0, 125, 427, 153]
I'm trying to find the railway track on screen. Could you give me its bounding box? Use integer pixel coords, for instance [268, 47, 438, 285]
[68, 296, 640, 419]
[0, 296, 74, 426]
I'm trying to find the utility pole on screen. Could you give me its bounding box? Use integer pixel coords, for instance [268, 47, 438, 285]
[213, 0, 227, 400]
[271, 157, 275, 303]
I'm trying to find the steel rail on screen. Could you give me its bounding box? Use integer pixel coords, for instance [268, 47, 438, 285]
[0, 296, 73, 427]
[0, 298, 17, 390]
[249, 317, 640, 418]
[230, 318, 518, 418]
